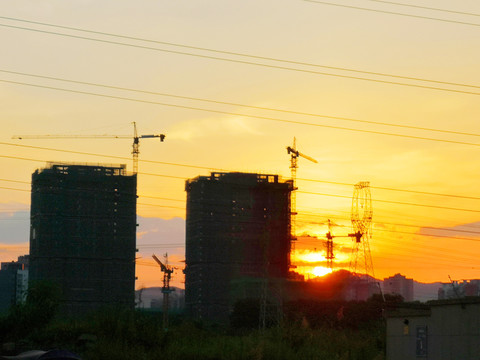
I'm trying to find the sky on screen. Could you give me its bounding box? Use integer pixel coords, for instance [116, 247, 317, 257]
[1, 0, 480, 289]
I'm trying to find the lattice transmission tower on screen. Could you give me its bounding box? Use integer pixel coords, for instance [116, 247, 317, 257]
[349, 181, 375, 280]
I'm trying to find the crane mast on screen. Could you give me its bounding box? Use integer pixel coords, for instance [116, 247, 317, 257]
[152, 253, 175, 331]
[286, 137, 317, 268]
[325, 219, 334, 271]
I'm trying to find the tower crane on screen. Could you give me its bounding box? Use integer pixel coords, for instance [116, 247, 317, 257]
[12, 122, 165, 174]
[286, 137, 317, 266]
[152, 253, 176, 331]
[325, 219, 334, 271]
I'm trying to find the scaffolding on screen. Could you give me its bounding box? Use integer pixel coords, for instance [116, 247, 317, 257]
[29, 163, 137, 315]
[185, 172, 292, 323]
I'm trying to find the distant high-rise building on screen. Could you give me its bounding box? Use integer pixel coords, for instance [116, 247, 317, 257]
[184, 172, 293, 322]
[0, 255, 29, 312]
[29, 163, 137, 315]
[438, 279, 480, 300]
[383, 273, 414, 302]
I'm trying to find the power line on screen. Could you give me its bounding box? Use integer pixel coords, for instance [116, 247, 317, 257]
[2, 142, 480, 205]
[2, 185, 479, 266]
[293, 203, 480, 231]
[298, 190, 480, 214]
[138, 195, 185, 202]
[302, 0, 480, 27]
[296, 212, 480, 237]
[294, 217, 480, 265]
[297, 213, 480, 240]
[365, 0, 480, 17]
[0, 182, 185, 210]
[2, 22, 480, 95]
[138, 203, 185, 210]
[3, 80, 480, 148]
[0, 186, 30, 193]
[3, 69, 480, 138]
[0, 142, 221, 172]
[0, 178, 30, 185]
[374, 236, 480, 261]
[2, 16, 480, 91]
[2, 162, 480, 216]
[375, 244, 479, 265]
[298, 178, 480, 201]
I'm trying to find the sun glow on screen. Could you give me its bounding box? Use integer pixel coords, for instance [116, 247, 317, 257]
[312, 266, 333, 277]
[292, 250, 333, 278]
[292, 242, 351, 279]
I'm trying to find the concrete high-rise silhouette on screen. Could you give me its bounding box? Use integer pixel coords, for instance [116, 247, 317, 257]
[29, 163, 137, 315]
[185, 172, 293, 322]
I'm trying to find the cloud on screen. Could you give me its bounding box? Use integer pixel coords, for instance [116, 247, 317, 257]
[0, 210, 30, 244]
[419, 222, 480, 239]
[167, 116, 260, 141]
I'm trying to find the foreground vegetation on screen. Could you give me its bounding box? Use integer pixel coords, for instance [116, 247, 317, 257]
[0, 283, 392, 360]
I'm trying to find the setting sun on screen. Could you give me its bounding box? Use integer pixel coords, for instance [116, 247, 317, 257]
[312, 266, 333, 277]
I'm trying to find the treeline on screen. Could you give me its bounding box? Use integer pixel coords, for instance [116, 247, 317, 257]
[0, 283, 400, 359]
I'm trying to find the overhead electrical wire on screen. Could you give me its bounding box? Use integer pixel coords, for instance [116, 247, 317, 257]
[292, 204, 480, 231]
[137, 203, 184, 210]
[374, 237, 480, 262]
[0, 186, 30, 193]
[0, 178, 30, 184]
[373, 238, 480, 261]
[3, 69, 480, 138]
[365, 0, 480, 17]
[2, 184, 476, 248]
[138, 195, 185, 202]
[1, 22, 480, 95]
[298, 178, 480, 201]
[296, 211, 480, 237]
[0, 182, 185, 211]
[293, 219, 480, 267]
[1, 142, 480, 206]
[0, 142, 222, 172]
[2, 186, 479, 266]
[374, 252, 477, 269]
[3, 79, 480, 148]
[299, 190, 480, 214]
[1, 152, 479, 263]
[0, 189, 476, 255]
[297, 212, 480, 242]
[0, 10, 480, 276]
[1, 168, 480, 217]
[378, 226, 480, 244]
[375, 245, 479, 266]
[1, 16, 480, 90]
[298, 230, 480, 265]
[302, 0, 480, 27]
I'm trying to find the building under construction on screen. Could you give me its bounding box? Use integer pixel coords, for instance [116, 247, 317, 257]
[29, 163, 137, 315]
[184, 172, 293, 322]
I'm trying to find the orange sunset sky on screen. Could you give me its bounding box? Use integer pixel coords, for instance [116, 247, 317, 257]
[1, 1, 480, 289]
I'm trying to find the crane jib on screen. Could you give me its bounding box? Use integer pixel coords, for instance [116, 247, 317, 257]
[140, 134, 166, 141]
